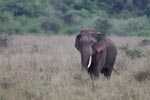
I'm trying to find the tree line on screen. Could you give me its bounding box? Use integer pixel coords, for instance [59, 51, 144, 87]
[0, 0, 150, 36]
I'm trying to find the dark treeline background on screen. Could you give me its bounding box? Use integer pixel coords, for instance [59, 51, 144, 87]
[0, 0, 150, 36]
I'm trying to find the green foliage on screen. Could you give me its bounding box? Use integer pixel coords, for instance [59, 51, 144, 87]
[125, 49, 143, 59]
[137, 30, 150, 36]
[94, 18, 112, 34]
[0, 0, 150, 35]
[110, 16, 150, 36]
[119, 44, 129, 51]
[41, 18, 64, 33]
[119, 44, 143, 59]
[0, 0, 47, 17]
[0, 11, 21, 34]
[145, 4, 150, 16]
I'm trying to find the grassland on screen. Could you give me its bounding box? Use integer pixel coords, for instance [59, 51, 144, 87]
[0, 35, 150, 100]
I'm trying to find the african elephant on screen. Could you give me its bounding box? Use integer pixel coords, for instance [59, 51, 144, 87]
[75, 28, 117, 78]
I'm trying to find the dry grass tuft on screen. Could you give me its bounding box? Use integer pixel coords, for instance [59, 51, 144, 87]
[134, 71, 150, 82]
[138, 39, 150, 46]
[0, 77, 14, 89]
[134, 50, 150, 82]
[0, 35, 12, 48]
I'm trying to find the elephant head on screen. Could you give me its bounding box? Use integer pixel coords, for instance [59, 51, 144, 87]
[75, 28, 107, 69]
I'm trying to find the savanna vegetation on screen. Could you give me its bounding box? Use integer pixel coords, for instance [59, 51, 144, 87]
[0, 0, 150, 100]
[0, 35, 150, 100]
[0, 0, 150, 36]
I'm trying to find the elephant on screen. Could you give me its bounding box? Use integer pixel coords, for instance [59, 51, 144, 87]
[75, 28, 117, 79]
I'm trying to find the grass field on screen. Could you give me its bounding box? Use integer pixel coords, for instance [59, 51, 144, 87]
[0, 35, 150, 100]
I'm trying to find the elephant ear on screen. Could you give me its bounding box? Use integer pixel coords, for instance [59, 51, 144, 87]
[75, 34, 81, 51]
[95, 34, 107, 53]
[96, 41, 107, 52]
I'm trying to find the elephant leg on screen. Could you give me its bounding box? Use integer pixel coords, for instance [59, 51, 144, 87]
[88, 63, 99, 78]
[101, 66, 113, 79]
[107, 56, 117, 78]
[89, 70, 99, 79]
[101, 68, 109, 78]
[102, 54, 117, 78]
[107, 67, 113, 79]
[90, 74, 95, 80]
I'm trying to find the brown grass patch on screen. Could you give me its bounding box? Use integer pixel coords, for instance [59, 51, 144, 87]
[0, 35, 149, 100]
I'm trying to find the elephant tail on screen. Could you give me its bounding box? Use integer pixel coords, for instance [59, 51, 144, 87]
[113, 68, 120, 75]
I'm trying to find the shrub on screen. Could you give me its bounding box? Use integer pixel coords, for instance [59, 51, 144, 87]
[94, 18, 112, 34]
[41, 18, 64, 33]
[119, 44, 143, 59]
[134, 53, 150, 82]
[61, 11, 76, 26]
[125, 49, 143, 59]
[144, 4, 150, 16]
[134, 71, 150, 82]
[119, 44, 129, 51]
[110, 16, 150, 36]
[16, 16, 45, 34]
[137, 30, 150, 36]
[0, 35, 9, 47]
[115, 10, 132, 19]
[138, 39, 150, 46]
[109, 19, 129, 35]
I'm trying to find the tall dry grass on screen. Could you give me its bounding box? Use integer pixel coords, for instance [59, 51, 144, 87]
[0, 35, 150, 100]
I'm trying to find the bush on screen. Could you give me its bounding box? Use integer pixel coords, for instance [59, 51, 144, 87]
[119, 44, 143, 59]
[0, 11, 22, 34]
[145, 4, 150, 16]
[0, 35, 9, 47]
[41, 18, 64, 33]
[138, 39, 150, 46]
[119, 44, 129, 51]
[109, 19, 129, 35]
[94, 18, 112, 34]
[125, 49, 143, 59]
[110, 16, 150, 36]
[134, 71, 150, 82]
[61, 11, 77, 26]
[137, 30, 150, 36]
[15, 16, 45, 34]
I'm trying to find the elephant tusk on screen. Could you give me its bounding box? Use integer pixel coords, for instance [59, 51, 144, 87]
[87, 56, 92, 69]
